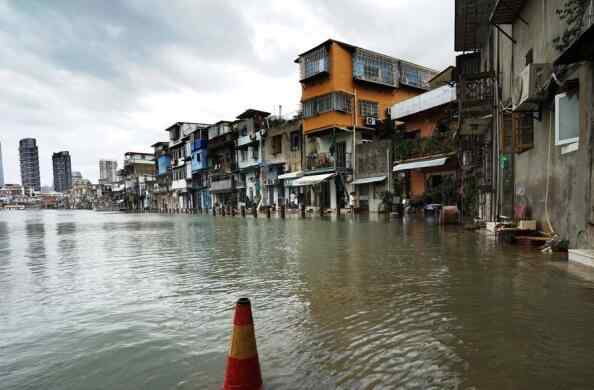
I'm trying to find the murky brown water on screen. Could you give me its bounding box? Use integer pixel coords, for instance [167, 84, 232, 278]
[1, 210, 594, 389]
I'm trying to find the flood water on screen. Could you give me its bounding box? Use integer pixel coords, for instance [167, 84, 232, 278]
[1, 210, 594, 389]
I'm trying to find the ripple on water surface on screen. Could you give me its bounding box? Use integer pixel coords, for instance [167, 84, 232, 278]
[1, 211, 594, 389]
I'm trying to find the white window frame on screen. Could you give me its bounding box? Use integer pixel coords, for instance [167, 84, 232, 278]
[555, 92, 580, 146]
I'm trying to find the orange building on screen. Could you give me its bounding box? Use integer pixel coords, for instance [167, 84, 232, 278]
[390, 78, 458, 204]
[295, 39, 437, 210]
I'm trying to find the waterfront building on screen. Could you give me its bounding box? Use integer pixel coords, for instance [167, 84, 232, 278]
[52, 151, 72, 193]
[190, 126, 210, 211]
[19, 138, 41, 192]
[295, 39, 437, 211]
[166, 122, 210, 211]
[151, 141, 173, 211]
[207, 121, 237, 209]
[72, 171, 83, 184]
[0, 141, 4, 187]
[99, 160, 118, 185]
[454, 0, 594, 247]
[390, 73, 459, 209]
[65, 177, 96, 209]
[121, 152, 155, 210]
[235, 109, 270, 209]
[261, 118, 303, 209]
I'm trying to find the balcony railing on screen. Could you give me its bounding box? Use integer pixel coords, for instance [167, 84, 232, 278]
[395, 132, 457, 161]
[209, 177, 234, 192]
[306, 152, 334, 171]
[458, 72, 494, 117]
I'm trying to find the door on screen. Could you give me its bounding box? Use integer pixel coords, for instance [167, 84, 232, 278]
[335, 142, 346, 169]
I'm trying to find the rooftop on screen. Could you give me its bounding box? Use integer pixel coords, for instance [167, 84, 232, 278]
[295, 38, 438, 73]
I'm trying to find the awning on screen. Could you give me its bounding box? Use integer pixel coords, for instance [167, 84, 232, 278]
[291, 173, 336, 187]
[352, 176, 386, 185]
[393, 157, 448, 172]
[278, 171, 304, 180]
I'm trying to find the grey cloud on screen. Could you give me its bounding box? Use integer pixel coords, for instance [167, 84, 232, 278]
[0, 0, 454, 185]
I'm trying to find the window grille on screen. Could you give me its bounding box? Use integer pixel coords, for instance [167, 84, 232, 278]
[353, 49, 397, 86]
[300, 46, 329, 80]
[334, 93, 353, 113]
[359, 100, 379, 118]
[303, 92, 353, 118]
[400, 63, 433, 89]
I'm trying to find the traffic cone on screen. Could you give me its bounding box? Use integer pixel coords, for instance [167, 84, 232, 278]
[222, 298, 263, 390]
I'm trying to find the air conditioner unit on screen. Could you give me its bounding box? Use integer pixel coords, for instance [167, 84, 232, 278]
[365, 116, 377, 127]
[512, 63, 552, 112]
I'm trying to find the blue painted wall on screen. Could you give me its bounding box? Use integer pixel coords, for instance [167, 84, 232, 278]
[158, 155, 171, 175]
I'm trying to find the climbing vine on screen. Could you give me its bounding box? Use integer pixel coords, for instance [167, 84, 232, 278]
[553, 0, 589, 51]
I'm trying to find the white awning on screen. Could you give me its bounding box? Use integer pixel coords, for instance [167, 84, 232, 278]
[393, 157, 448, 172]
[291, 173, 336, 187]
[352, 176, 386, 185]
[278, 171, 304, 180]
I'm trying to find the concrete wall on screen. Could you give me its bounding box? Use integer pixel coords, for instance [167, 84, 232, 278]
[503, 0, 593, 245]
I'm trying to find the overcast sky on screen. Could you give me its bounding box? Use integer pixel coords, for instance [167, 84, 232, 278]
[0, 0, 454, 185]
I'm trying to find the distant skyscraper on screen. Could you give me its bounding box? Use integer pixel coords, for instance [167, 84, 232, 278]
[19, 138, 41, 192]
[0, 141, 4, 187]
[52, 151, 72, 193]
[99, 160, 118, 184]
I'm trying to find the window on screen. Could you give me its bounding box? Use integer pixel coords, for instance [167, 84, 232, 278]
[353, 49, 396, 86]
[300, 46, 329, 80]
[290, 131, 301, 151]
[317, 94, 333, 114]
[240, 149, 248, 162]
[302, 92, 353, 118]
[513, 112, 534, 153]
[272, 135, 282, 155]
[334, 93, 353, 113]
[359, 100, 379, 118]
[251, 146, 258, 160]
[555, 92, 579, 146]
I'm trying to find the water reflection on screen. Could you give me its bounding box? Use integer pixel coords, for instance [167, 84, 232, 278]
[25, 218, 47, 279]
[1, 211, 594, 390]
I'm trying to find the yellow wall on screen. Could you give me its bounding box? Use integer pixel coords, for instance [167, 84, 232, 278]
[301, 41, 421, 134]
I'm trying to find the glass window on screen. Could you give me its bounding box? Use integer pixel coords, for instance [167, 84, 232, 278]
[359, 100, 379, 118]
[300, 46, 329, 80]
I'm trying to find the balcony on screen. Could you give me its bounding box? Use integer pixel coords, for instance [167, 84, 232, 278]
[299, 45, 330, 82]
[306, 152, 334, 171]
[171, 179, 188, 191]
[458, 72, 494, 117]
[238, 157, 261, 170]
[395, 132, 457, 161]
[237, 132, 261, 147]
[209, 177, 234, 193]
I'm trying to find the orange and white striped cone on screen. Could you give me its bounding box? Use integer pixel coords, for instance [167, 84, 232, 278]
[222, 298, 263, 390]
